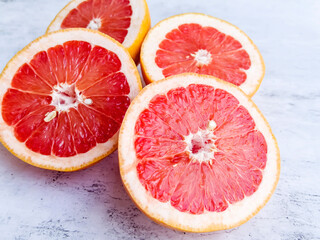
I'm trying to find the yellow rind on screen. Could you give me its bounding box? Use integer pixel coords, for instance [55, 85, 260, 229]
[0, 28, 142, 172]
[127, 0, 151, 63]
[119, 73, 280, 232]
[140, 12, 265, 97]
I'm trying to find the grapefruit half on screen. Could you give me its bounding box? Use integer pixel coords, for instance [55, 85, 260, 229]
[0, 28, 142, 171]
[119, 73, 280, 232]
[140, 13, 265, 96]
[47, 0, 151, 62]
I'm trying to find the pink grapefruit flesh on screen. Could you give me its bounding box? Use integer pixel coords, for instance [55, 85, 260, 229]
[155, 24, 251, 87]
[134, 84, 267, 214]
[60, 0, 132, 44]
[2, 40, 130, 158]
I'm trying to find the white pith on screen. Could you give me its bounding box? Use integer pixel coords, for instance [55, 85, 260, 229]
[51, 84, 84, 112]
[48, 83, 93, 121]
[119, 74, 279, 232]
[141, 13, 264, 96]
[47, 0, 145, 49]
[0, 29, 142, 170]
[87, 18, 101, 30]
[191, 49, 212, 67]
[184, 126, 216, 163]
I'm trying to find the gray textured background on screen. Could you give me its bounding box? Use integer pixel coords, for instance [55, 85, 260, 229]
[0, 0, 319, 239]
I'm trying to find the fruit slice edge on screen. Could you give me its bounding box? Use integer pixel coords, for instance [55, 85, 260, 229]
[0, 28, 142, 171]
[119, 73, 280, 232]
[140, 13, 265, 97]
[47, 0, 151, 61]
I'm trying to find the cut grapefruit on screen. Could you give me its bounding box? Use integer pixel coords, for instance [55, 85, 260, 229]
[47, 0, 151, 62]
[140, 13, 265, 96]
[0, 28, 142, 171]
[119, 73, 280, 232]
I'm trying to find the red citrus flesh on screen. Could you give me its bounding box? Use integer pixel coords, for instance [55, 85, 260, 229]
[61, 0, 132, 44]
[134, 84, 267, 214]
[1, 40, 131, 158]
[155, 24, 251, 86]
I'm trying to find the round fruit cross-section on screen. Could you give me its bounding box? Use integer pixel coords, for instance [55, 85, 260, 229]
[140, 13, 265, 96]
[47, 0, 151, 62]
[0, 29, 142, 171]
[119, 73, 280, 232]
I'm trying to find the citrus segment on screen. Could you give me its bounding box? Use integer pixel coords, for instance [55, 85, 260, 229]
[82, 72, 130, 96]
[89, 96, 130, 123]
[25, 115, 58, 156]
[63, 41, 92, 85]
[0, 29, 141, 171]
[134, 109, 184, 140]
[137, 153, 190, 202]
[76, 46, 121, 90]
[201, 161, 229, 212]
[166, 87, 203, 134]
[77, 104, 120, 144]
[47, 0, 151, 61]
[135, 137, 186, 160]
[187, 84, 215, 128]
[11, 64, 52, 94]
[52, 112, 76, 157]
[215, 130, 267, 169]
[148, 95, 189, 136]
[170, 161, 205, 214]
[212, 88, 239, 127]
[29, 52, 58, 87]
[14, 106, 56, 142]
[2, 89, 52, 126]
[140, 13, 265, 96]
[48, 45, 68, 84]
[214, 106, 255, 138]
[67, 108, 96, 153]
[119, 74, 280, 232]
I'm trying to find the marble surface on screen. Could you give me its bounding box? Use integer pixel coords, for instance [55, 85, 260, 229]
[0, 0, 319, 239]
